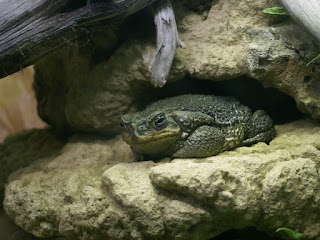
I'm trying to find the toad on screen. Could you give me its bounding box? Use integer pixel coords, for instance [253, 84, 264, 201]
[121, 94, 276, 159]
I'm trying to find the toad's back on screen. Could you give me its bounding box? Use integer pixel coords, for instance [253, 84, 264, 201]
[141, 94, 252, 125]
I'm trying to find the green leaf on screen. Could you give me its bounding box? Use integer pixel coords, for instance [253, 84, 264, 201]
[307, 54, 320, 66]
[276, 227, 304, 240]
[263, 5, 289, 15]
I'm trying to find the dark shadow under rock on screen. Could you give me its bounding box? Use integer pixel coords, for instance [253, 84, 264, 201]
[211, 227, 283, 240]
[130, 77, 304, 125]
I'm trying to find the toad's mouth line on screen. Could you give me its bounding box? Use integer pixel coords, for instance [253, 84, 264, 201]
[122, 131, 181, 144]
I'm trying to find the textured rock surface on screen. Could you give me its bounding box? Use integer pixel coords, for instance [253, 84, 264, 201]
[34, 0, 320, 134]
[3, 133, 134, 239]
[34, 28, 155, 134]
[102, 162, 165, 239]
[0, 210, 42, 240]
[0, 129, 65, 204]
[3, 119, 320, 240]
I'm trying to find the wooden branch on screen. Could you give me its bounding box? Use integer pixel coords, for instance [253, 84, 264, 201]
[0, 0, 156, 79]
[279, 0, 320, 44]
[151, 0, 185, 88]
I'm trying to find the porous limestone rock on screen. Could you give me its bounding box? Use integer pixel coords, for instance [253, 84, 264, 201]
[0, 210, 45, 240]
[101, 162, 165, 239]
[34, 29, 155, 134]
[3, 133, 135, 239]
[3, 119, 320, 240]
[34, 0, 320, 134]
[0, 129, 65, 204]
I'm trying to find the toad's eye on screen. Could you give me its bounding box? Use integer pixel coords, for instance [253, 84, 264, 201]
[120, 122, 126, 129]
[152, 114, 167, 130]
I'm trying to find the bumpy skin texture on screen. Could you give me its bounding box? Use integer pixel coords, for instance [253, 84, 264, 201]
[121, 94, 276, 158]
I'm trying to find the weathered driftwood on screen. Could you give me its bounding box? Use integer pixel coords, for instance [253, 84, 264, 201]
[279, 0, 320, 44]
[0, 0, 156, 79]
[151, 0, 185, 88]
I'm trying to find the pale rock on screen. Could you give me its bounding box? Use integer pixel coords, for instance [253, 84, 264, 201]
[102, 162, 165, 239]
[3, 119, 320, 239]
[33, 0, 320, 134]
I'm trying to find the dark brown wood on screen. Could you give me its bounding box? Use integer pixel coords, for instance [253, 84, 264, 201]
[0, 0, 156, 79]
[151, 0, 185, 87]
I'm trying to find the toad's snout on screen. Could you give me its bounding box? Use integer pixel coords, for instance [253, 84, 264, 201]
[121, 123, 135, 139]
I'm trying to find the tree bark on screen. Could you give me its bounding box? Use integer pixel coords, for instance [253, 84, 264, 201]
[279, 0, 320, 45]
[0, 0, 156, 79]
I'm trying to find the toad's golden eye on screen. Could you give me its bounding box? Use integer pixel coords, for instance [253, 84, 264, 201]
[152, 114, 167, 130]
